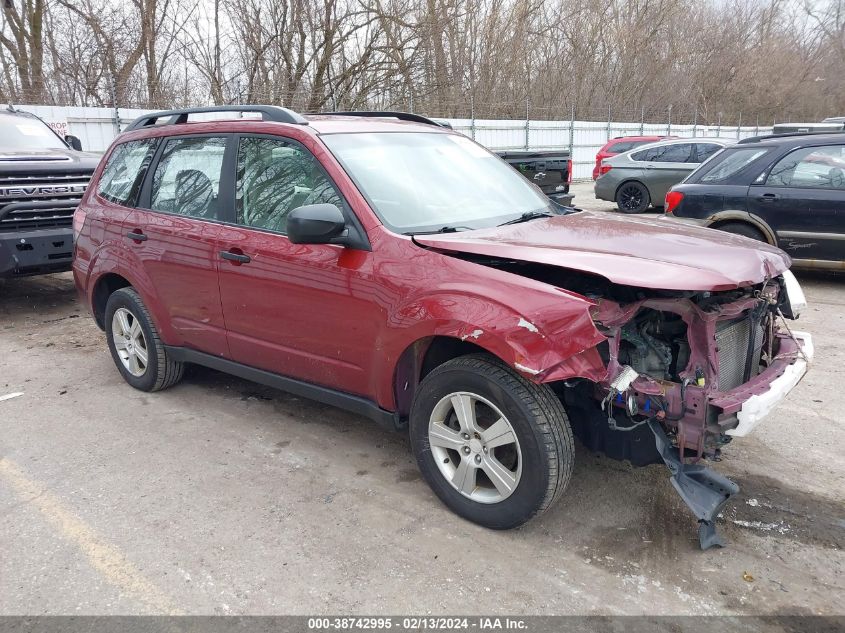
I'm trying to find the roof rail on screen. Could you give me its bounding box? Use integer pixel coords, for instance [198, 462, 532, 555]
[738, 130, 845, 144]
[125, 105, 308, 131]
[318, 111, 444, 127]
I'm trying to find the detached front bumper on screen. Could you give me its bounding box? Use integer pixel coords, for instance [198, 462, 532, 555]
[0, 227, 74, 278]
[711, 331, 813, 437]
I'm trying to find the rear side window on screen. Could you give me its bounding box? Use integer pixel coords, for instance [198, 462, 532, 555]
[765, 145, 845, 189]
[609, 139, 651, 154]
[235, 136, 343, 234]
[698, 148, 768, 183]
[150, 137, 227, 219]
[632, 143, 693, 162]
[695, 143, 723, 162]
[97, 139, 157, 206]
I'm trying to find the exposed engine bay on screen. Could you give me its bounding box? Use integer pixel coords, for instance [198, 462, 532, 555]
[452, 253, 812, 549]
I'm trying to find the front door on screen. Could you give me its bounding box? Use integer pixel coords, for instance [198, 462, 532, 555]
[124, 134, 231, 357]
[748, 143, 845, 262]
[216, 134, 379, 396]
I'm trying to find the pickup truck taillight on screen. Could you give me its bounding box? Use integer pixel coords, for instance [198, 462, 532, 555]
[665, 191, 684, 214]
[598, 164, 612, 177]
[566, 159, 573, 184]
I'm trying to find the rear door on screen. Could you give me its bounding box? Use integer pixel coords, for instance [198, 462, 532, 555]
[748, 143, 845, 262]
[640, 143, 696, 202]
[215, 133, 380, 396]
[125, 134, 232, 356]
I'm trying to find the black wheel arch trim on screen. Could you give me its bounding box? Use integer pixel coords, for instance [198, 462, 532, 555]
[705, 211, 777, 245]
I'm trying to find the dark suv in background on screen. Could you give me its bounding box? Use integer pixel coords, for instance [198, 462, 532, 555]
[0, 106, 99, 278]
[665, 132, 845, 269]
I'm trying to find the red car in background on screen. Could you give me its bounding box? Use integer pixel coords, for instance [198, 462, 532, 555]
[592, 135, 675, 180]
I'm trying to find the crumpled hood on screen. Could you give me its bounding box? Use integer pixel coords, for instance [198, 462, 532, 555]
[414, 211, 791, 291]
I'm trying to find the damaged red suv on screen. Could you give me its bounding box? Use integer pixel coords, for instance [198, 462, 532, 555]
[74, 107, 812, 549]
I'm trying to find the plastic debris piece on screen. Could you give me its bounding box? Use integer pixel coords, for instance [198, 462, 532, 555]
[0, 392, 23, 403]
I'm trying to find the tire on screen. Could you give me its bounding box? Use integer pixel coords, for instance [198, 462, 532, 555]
[104, 287, 184, 392]
[409, 354, 574, 530]
[615, 181, 650, 213]
[715, 222, 766, 243]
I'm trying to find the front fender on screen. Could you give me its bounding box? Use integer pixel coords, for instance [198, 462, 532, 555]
[380, 285, 608, 397]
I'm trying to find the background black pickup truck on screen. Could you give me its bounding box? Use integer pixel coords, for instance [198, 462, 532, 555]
[495, 150, 574, 205]
[430, 119, 575, 206]
[0, 107, 99, 278]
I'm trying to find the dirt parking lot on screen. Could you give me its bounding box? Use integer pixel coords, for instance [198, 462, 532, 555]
[1, 187, 843, 615]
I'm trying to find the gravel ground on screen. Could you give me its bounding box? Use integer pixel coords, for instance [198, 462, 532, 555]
[570, 180, 619, 213]
[0, 197, 842, 615]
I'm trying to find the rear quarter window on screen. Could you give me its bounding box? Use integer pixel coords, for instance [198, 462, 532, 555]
[97, 138, 158, 206]
[609, 140, 650, 154]
[696, 148, 769, 183]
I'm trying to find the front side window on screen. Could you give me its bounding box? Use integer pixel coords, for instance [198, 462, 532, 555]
[150, 136, 227, 219]
[236, 137, 344, 234]
[322, 132, 554, 233]
[765, 145, 845, 189]
[97, 138, 158, 206]
[699, 148, 768, 183]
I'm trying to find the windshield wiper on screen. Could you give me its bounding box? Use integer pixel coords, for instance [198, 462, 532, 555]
[497, 210, 555, 226]
[404, 226, 467, 235]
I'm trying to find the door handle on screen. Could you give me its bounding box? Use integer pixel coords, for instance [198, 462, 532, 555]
[757, 193, 779, 202]
[220, 250, 251, 264]
[126, 230, 148, 242]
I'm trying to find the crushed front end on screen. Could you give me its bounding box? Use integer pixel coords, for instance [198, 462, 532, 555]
[579, 271, 812, 548]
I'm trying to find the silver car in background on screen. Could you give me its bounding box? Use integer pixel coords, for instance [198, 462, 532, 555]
[594, 137, 732, 213]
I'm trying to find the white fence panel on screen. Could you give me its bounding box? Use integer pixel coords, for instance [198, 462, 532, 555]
[14, 106, 773, 180]
[16, 104, 155, 152]
[446, 119, 773, 180]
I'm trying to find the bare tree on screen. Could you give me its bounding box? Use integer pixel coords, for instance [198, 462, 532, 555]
[0, 0, 46, 102]
[1, 0, 844, 123]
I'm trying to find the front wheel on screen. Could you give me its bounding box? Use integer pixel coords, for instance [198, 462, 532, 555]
[616, 181, 650, 213]
[409, 355, 574, 529]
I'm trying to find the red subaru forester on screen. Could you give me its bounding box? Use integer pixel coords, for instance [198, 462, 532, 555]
[74, 107, 812, 548]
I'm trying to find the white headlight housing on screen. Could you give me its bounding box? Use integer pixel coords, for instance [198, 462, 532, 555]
[781, 269, 807, 318]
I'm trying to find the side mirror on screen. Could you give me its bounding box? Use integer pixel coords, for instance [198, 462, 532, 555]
[287, 204, 347, 245]
[65, 134, 82, 151]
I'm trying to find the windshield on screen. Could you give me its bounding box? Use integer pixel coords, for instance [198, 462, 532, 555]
[0, 114, 67, 150]
[322, 132, 554, 233]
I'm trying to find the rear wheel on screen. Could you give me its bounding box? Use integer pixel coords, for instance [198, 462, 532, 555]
[715, 222, 766, 242]
[105, 288, 184, 392]
[409, 354, 574, 529]
[615, 181, 650, 213]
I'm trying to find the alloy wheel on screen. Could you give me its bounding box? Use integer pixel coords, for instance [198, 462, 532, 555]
[111, 307, 149, 377]
[428, 392, 522, 504]
[619, 184, 644, 211]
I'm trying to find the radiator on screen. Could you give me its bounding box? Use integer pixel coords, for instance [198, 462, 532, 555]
[716, 316, 764, 391]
